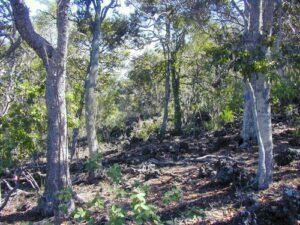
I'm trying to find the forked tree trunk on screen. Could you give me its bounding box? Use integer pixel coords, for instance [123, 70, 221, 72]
[245, 0, 274, 189]
[10, 0, 73, 218]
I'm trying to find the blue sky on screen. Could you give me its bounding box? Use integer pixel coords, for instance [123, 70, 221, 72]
[25, 0, 134, 16]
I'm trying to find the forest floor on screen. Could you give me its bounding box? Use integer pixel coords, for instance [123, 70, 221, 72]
[0, 120, 299, 225]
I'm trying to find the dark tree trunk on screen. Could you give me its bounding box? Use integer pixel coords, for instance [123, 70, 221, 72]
[160, 17, 171, 138]
[84, 1, 102, 181]
[71, 96, 84, 161]
[171, 53, 182, 134]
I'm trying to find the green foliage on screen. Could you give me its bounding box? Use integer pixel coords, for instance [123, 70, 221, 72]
[271, 73, 299, 115]
[73, 207, 90, 222]
[56, 188, 73, 214]
[84, 153, 102, 172]
[0, 81, 46, 162]
[163, 186, 183, 205]
[88, 193, 105, 210]
[131, 118, 161, 141]
[203, 121, 220, 131]
[292, 128, 300, 138]
[220, 106, 235, 124]
[184, 206, 206, 219]
[107, 204, 126, 225]
[107, 164, 122, 184]
[130, 188, 162, 224]
[72, 193, 104, 224]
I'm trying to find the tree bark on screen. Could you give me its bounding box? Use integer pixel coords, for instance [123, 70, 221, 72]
[241, 80, 256, 147]
[84, 2, 102, 180]
[160, 17, 171, 138]
[10, 0, 73, 217]
[245, 0, 274, 189]
[171, 52, 182, 134]
[71, 95, 84, 161]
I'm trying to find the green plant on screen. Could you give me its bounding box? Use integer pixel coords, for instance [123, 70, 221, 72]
[184, 206, 206, 219]
[292, 128, 300, 138]
[107, 163, 122, 184]
[203, 120, 220, 131]
[107, 204, 126, 225]
[73, 207, 90, 222]
[131, 118, 161, 141]
[84, 153, 102, 172]
[130, 188, 161, 224]
[220, 106, 235, 124]
[56, 188, 73, 214]
[88, 193, 105, 210]
[163, 186, 183, 205]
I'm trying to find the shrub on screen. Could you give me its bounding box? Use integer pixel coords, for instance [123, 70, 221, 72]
[163, 186, 183, 205]
[107, 164, 122, 184]
[84, 153, 102, 172]
[131, 118, 161, 141]
[220, 106, 235, 124]
[131, 188, 162, 224]
[107, 204, 126, 225]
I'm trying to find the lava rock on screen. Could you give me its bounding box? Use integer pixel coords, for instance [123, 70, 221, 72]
[275, 148, 300, 166]
[179, 142, 189, 152]
[215, 159, 235, 184]
[212, 136, 231, 152]
[233, 210, 257, 225]
[130, 136, 144, 145]
[214, 129, 227, 137]
[282, 187, 300, 224]
[289, 137, 300, 147]
[214, 159, 253, 186]
[198, 164, 216, 178]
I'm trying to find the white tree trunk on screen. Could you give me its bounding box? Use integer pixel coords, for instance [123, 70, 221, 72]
[255, 74, 273, 187]
[241, 83, 256, 147]
[246, 80, 267, 188]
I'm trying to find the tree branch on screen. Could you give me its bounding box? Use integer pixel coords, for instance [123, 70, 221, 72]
[10, 0, 54, 63]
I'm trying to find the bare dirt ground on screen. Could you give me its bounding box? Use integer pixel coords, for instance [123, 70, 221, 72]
[0, 121, 299, 225]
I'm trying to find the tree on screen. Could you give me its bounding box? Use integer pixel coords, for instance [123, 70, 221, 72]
[72, 1, 131, 178]
[10, 0, 74, 218]
[243, 0, 275, 189]
[128, 0, 192, 136]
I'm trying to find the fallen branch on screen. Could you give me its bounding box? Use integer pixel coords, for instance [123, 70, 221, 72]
[148, 155, 245, 166]
[23, 170, 40, 191]
[0, 182, 19, 212]
[184, 155, 245, 165]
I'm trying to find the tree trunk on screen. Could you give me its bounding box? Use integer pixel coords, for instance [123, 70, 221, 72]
[241, 81, 256, 147]
[42, 58, 73, 217]
[85, 3, 102, 180]
[246, 80, 267, 188]
[71, 96, 84, 161]
[160, 57, 171, 137]
[160, 17, 171, 138]
[255, 73, 273, 188]
[10, 0, 73, 218]
[171, 53, 182, 134]
[245, 0, 274, 189]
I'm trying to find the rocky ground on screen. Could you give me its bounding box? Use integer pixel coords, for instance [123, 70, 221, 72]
[0, 121, 299, 225]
